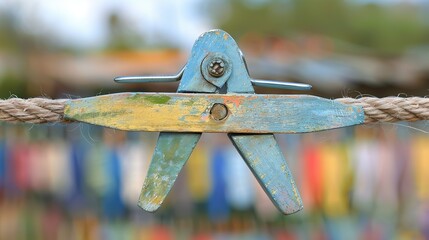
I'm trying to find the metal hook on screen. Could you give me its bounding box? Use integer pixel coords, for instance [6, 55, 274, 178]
[239, 50, 312, 91]
[114, 66, 185, 83]
[251, 79, 312, 91]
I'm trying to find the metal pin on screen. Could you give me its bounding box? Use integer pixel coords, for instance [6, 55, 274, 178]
[114, 66, 185, 83]
[239, 51, 311, 91]
[210, 103, 228, 121]
[251, 79, 312, 91]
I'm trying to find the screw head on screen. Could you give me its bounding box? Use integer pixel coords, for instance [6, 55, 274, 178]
[208, 59, 225, 77]
[210, 103, 228, 121]
[201, 53, 231, 88]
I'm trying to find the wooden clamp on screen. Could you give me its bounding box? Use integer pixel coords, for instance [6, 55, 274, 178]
[65, 30, 365, 215]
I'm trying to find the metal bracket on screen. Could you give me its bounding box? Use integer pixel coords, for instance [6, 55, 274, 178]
[114, 30, 311, 93]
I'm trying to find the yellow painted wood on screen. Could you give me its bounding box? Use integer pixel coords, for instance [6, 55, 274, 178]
[64, 92, 364, 133]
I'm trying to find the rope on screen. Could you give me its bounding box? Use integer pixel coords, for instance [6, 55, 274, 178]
[1, 97, 429, 124]
[0, 98, 67, 123]
[337, 97, 429, 123]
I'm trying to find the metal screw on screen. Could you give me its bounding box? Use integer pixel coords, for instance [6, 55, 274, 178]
[210, 103, 228, 121]
[208, 59, 225, 77]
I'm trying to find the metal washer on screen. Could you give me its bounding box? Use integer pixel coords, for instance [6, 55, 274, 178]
[201, 52, 232, 88]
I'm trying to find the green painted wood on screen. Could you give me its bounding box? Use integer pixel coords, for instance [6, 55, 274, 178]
[64, 93, 364, 133]
[138, 132, 201, 212]
[229, 134, 303, 214]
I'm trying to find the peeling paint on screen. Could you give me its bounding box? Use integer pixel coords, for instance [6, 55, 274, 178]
[229, 134, 304, 214]
[144, 95, 171, 104]
[65, 93, 364, 133]
[66, 109, 127, 120]
[138, 133, 201, 212]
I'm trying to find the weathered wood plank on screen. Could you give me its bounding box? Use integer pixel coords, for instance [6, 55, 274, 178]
[64, 93, 364, 133]
[229, 133, 303, 214]
[138, 132, 201, 212]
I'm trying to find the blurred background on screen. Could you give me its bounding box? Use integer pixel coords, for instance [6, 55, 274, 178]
[1, 0, 429, 239]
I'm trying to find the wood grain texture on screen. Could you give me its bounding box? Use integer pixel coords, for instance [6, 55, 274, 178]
[64, 93, 364, 133]
[229, 134, 303, 214]
[138, 132, 201, 212]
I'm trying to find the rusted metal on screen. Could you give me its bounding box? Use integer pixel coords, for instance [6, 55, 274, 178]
[208, 59, 225, 77]
[210, 103, 229, 121]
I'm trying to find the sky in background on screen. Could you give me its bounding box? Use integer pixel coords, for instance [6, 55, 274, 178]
[0, 0, 212, 50]
[0, 0, 426, 50]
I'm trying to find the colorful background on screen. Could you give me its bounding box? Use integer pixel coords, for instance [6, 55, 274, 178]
[1, 0, 429, 239]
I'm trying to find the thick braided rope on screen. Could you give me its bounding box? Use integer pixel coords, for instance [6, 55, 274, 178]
[337, 97, 429, 123]
[0, 98, 67, 123]
[1, 97, 429, 124]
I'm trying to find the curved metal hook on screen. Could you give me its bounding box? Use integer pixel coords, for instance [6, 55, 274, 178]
[239, 50, 312, 91]
[114, 66, 185, 83]
[251, 79, 312, 91]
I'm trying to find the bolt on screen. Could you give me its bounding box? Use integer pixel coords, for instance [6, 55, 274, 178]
[210, 103, 228, 121]
[208, 59, 225, 77]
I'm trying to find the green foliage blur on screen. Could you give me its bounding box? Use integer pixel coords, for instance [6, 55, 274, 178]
[0, 0, 428, 98]
[211, 0, 429, 56]
[0, 73, 26, 99]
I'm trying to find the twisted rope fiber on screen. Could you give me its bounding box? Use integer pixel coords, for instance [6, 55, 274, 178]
[0, 98, 67, 123]
[1, 97, 429, 124]
[337, 97, 429, 123]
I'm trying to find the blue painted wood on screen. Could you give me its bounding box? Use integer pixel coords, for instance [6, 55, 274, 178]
[64, 93, 365, 133]
[138, 132, 201, 212]
[63, 28, 365, 215]
[135, 29, 210, 212]
[229, 133, 303, 214]
[178, 29, 254, 93]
